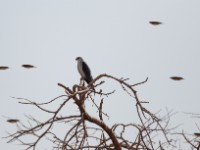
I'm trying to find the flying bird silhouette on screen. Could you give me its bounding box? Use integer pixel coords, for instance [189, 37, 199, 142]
[149, 21, 162, 26]
[7, 119, 19, 124]
[0, 66, 9, 70]
[22, 64, 36, 69]
[170, 76, 184, 81]
[194, 133, 200, 137]
[76, 57, 93, 84]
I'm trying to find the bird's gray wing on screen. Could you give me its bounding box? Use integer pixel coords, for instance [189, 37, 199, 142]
[82, 61, 91, 77]
[82, 61, 93, 83]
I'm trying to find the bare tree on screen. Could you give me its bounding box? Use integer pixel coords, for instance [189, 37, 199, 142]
[180, 113, 200, 150]
[6, 74, 192, 150]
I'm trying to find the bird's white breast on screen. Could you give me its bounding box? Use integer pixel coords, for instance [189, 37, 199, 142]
[77, 60, 86, 79]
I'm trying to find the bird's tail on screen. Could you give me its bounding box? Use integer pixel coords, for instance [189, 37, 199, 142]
[86, 76, 93, 84]
[86, 76, 95, 92]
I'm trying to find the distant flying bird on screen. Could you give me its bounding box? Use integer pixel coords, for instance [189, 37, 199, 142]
[76, 57, 93, 84]
[7, 119, 19, 124]
[194, 133, 200, 137]
[149, 21, 162, 26]
[170, 76, 184, 81]
[22, 64, 36, 69]
[0, 66, 9, 70]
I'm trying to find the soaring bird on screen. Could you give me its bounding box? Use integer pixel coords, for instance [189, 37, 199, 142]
[76, 57, 93, 84]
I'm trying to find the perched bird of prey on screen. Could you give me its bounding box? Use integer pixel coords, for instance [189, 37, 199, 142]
[76, 57, 93, 84]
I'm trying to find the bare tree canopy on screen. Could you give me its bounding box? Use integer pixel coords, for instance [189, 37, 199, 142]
[5, 74, 200, 150]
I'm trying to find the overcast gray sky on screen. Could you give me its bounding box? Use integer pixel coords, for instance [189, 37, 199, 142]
[1, 0, 200, 149]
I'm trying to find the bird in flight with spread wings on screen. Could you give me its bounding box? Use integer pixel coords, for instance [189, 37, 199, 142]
[76, 57, 93, 84]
